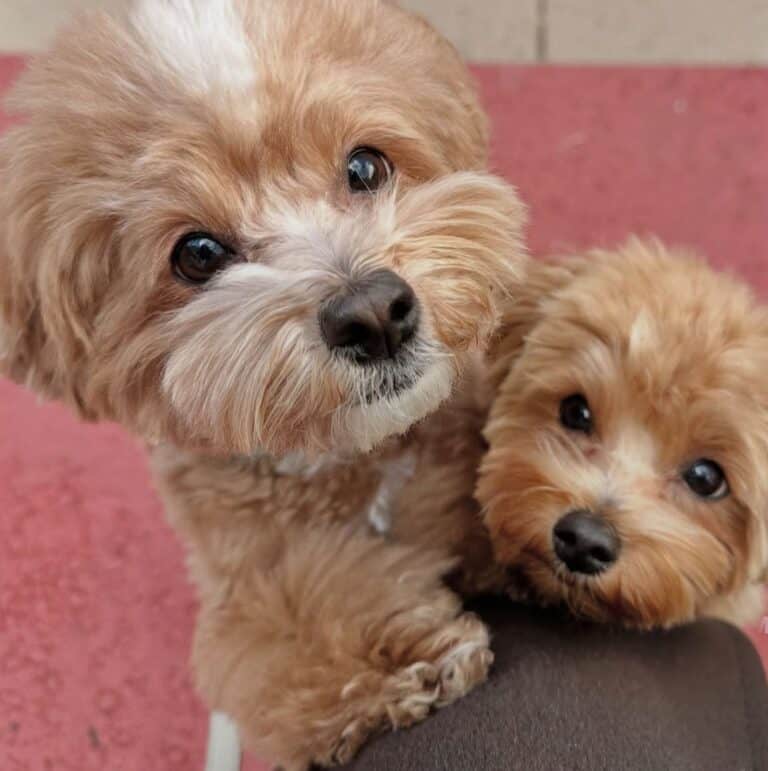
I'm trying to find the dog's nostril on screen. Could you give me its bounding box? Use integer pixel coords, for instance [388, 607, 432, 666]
[320, 309, 385, 362]
[389, 297, 413, 323]
[320, 270, 420, 364]
[589, 545, 613, 564]
[553, 509, 620, 576]
[342, 321, 372, 348]
[555, 529, 577, 547]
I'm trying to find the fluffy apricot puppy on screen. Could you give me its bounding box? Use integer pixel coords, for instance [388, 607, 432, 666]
[479, 239, 768, 631]
[0, 0, 527, 767]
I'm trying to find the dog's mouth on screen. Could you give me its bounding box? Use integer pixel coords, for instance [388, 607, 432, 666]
[508, 552, 603, 611]
[363, 363, 425, 403]
[511, 548, 656, 626]
[518, 548, 596, 590]
[331, 352, 455, 455]
[340, 344, 430, 404]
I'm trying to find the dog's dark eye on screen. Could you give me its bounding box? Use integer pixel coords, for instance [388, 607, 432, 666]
[172, 233, 233, 284]
[560, 394, 593, 434]
[347, 148, 392, 193]
[683, 459, 729, 500]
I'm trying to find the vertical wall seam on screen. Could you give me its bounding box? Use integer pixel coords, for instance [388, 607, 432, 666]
[536, 0, 549, 62]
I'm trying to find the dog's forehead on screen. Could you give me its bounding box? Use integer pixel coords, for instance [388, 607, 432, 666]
[128, 0, 431, 101]
[124, 0, 460, 181]
[525, 290, 768, 443]
[131, 0, 258, 95]
[542, 257, 765, 394]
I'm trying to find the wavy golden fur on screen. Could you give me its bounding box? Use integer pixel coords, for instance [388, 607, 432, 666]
[479, 239, 768, 630]
[0, 1, 527, 767]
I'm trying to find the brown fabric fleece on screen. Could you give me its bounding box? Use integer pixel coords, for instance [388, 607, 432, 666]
[340, 599, 768, 771]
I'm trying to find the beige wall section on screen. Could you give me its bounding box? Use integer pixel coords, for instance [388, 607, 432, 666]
[0, 0, 123, 53]
[399, 0, 539, 62]
[0, 0, 539, 61]
[547, 0, 768, 64]
[0, 0, 767, 64]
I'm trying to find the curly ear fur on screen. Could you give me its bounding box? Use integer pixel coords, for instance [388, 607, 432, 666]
[0, 118, 118, 417]
[486, 256, 583, 390]
[0, 19, 133, 417]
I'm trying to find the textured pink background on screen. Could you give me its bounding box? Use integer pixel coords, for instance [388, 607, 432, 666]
[1, 58, 767, 770]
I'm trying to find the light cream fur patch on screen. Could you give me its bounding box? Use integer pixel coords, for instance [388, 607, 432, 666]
[131, 0, 256, 94]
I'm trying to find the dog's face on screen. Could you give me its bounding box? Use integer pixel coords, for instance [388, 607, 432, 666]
[0, 0, 526, 457]
[479, 241, 768, 628]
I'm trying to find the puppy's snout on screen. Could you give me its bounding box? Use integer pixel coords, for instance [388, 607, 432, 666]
[320, 269, 419, 364]
[553, 510, 620, 576]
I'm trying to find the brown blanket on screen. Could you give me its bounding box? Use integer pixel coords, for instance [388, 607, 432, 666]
[340, 599, 768, 771]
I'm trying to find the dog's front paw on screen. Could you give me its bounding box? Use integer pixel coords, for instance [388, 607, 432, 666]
[434, 612, 494, 705]
[382, 611, 492, 722]
[324, 661, 439, 766]
[322, 612, 492, 767]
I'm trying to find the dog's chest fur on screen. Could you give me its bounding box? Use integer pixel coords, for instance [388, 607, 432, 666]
[151, 373, 501, 595]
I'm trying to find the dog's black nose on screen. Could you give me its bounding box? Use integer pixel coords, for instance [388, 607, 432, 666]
[320, 270, 419, 363]
[553, 510, 620, 575]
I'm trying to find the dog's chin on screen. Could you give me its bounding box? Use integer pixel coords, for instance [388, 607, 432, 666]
[358, 367, 424, 405]
[340, 345, 432, 405]
[509, 551, 614, 616]
[515, 553, 690, 629]
[333, 356, 456, 454]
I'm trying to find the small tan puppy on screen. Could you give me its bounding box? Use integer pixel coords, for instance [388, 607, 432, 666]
[0, 0, 526, 768]
[479, 239, 768, 630]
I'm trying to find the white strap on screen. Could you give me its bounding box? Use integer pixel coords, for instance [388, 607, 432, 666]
[205, 712, 242, 771]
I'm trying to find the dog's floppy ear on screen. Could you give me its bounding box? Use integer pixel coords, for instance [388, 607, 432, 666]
[0, 172, 72, 407]
[754, 315, 768, 585]
[486, 256, 584, 390]
[0, 125, 53, 393]
[0, 89, 114, 417]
